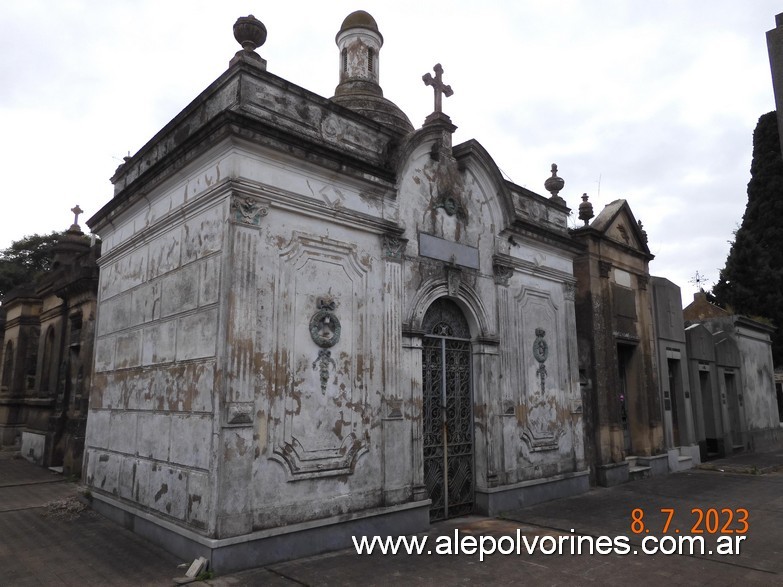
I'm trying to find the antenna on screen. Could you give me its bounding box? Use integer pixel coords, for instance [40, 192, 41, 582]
[689, 271, 708, 292]
[596, 173, 602, 199]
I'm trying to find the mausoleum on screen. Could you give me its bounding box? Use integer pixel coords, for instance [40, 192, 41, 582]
[84, 12, 588, 570]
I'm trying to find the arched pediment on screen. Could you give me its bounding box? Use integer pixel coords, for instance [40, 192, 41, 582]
[394, 131, 513, 245]
[406, 277, 493, 339]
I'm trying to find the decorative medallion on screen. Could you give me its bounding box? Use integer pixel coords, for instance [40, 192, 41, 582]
[321, 114, 342, 140]
[309, 299, 341, 348]
[533, 327, 549, 363]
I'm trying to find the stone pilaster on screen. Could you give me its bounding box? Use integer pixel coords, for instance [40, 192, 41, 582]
[382, 240, 407, 503]
[402, 331, 426, 501]
[215, 193, 266, 537]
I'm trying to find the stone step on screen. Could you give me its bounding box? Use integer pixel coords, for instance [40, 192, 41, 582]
[629, 465, 652, 481]
[674, 455, 694, 472]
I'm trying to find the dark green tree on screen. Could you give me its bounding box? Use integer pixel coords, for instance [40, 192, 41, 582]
[713, 111, 783, 364]
[0, 232, 62, 300]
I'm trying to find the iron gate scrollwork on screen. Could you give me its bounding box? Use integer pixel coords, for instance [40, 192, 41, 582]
[422, 298, 474, 522]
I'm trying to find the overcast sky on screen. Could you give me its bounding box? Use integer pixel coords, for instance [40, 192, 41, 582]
[2, 1, 780, 305]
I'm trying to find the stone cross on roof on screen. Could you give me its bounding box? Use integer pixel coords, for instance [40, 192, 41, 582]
[422, 63, 453, 113]
[70, 204, 83, 230]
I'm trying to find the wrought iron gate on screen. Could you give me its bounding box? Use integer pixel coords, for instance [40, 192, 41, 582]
[422, 299, 473, 522]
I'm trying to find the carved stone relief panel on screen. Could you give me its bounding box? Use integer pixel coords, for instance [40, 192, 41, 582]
[270, 233, 370, 479]
[516, 288, 564, 451]
[381, 234, 407, 262]
[493, 262, 514, 286]
[230, 194, 269, 226]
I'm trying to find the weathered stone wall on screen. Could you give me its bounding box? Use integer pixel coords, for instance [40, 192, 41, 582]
[686, 317, 781, 455]
[651, 277, 696, 454]
[86, 153, 227, 532]
[732, 321, 779, 432]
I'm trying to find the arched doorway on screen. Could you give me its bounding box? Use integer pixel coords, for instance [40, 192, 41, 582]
[421, 298, 473, 521]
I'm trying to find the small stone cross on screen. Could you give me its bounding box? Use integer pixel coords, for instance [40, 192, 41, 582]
[71, 204, 83, 227]
[422, 63, 453, 113]
[71, 204, 84, 230]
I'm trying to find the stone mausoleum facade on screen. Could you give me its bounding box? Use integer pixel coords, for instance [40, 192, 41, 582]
[571, 199, 665, 486]
[0, 214, 99, 475]
[84, 12, 588, 570]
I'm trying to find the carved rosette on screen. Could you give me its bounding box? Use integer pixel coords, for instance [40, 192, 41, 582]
[493, 262, 514, 286]
[382, 234, 407, 261]
[231, 195, 269, 226]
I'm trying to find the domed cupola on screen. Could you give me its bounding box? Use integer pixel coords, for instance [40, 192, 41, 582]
[331, 11, 414, 135]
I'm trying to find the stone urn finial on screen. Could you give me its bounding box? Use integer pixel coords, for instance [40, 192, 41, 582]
[544, 163, 565, 202]
[230, 15, 267, 69]
[637, 219, 648, 244]
[578, 193, 594, 226]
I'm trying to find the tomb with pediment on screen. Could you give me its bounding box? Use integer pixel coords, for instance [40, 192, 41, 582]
[571, 198, 666, 486]
[83, 12, 588, 570]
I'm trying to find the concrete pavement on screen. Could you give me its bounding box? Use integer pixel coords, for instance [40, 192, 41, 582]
[0, 453, 180, 586]
[1, 450, 781, 586]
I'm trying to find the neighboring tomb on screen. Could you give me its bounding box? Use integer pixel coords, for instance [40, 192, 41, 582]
[84, 12, 588, 571]
[685, 316, 780, 456]
[0, 212, 99, 475]
[650, 277, 700, 472]
[571, 199, 665, 486]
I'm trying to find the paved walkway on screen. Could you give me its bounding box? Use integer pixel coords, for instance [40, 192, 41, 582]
[0, 453, 180, 586]
[1, 450, 781, 586]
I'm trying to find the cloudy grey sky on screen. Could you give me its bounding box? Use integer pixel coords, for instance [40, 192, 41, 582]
[2, 1, 779, 304]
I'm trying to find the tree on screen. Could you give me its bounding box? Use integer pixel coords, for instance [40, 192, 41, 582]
[713, 111, 783, 364]
[0, 232, 63, 300]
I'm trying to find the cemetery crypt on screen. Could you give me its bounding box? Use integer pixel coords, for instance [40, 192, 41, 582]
[84, 12, 588, 569]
